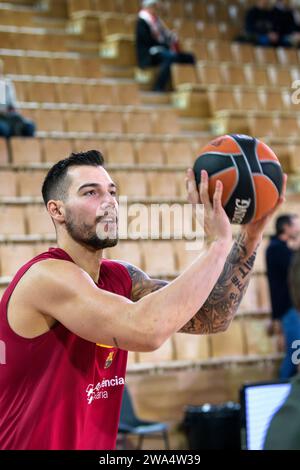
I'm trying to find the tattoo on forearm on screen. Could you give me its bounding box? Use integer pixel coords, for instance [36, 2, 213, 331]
[118, 261, 168, 302]
[113, 337, 119, 348]
[180, 232, 258, 334]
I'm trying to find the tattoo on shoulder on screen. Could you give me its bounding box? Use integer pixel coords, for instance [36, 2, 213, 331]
[118, 261, 168, 301]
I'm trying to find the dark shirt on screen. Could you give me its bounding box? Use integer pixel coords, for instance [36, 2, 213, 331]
[135, 17, 169, 68]
[266, 236, 293, 320]
[271, 5, 300, 36]
[245, 6, 274, 36]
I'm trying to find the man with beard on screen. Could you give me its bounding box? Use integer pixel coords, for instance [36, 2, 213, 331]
[0, 150, 285, 450]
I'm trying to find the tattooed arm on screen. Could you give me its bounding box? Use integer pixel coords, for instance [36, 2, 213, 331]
[179, 230, 259, 334]
[118, 230, 259, 334]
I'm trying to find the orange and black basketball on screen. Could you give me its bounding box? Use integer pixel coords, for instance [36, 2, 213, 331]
[193, 134, 284, 224]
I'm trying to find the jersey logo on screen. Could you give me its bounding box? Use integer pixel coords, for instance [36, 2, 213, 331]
[104, 351, 115, 369]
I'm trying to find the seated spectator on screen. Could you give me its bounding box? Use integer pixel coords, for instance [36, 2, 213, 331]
[244, 0, 279, 46]
[135, 0, 195, 92]
[0, 60, 36, 138]
[271, 0, 300, 47]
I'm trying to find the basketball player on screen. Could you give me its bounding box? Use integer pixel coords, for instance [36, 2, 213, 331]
[0, 150, 286, 450]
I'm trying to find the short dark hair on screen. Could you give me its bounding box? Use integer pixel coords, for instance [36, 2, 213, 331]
[275, 214, 297, 236]
[42, 150, 105, 205]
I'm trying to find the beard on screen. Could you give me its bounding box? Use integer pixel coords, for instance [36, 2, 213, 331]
[65, 213, 119, 250]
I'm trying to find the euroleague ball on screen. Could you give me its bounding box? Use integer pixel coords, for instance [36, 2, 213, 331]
[193, 134, 283, 224]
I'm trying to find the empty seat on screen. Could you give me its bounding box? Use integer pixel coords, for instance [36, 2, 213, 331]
[244, 317, 277, 356]
[209, 89, 237, 113]
[210, 319, 245, 357]
[237, 89, 262, 111]
[248, 116, 276, 138]
[124, 111, 153, 134]
[0, 243, 35, 277]
[74, 139, 107, 156]
[115, 83, 141, 106]
[35, 109, 65, 132]
[77, 57, 102, 79]
[65, 111, 95, 133]
[105, 241, 142, 268]
[105, 141, 135, 165]
[164, 141, 194, 166]
[0, 207, 26, 236]
[112, 171, 147, 198]
[0, 139, 9, 165]
[42, 138, 74, 163]
[48, 58, 80, 77]
[19, 57, 49, 76]
[27, 82, 57, 103]
[263, 90, 285, 111]
[249, 66, 270, 87]
[1, 55, 20, 75]
[85, 83, 115, 106]
[56, 83, 85, 104]
[25, 205, 55, 236]
[207, 41, 233, 62]
[198, 64, 223, 85]
[152, 110, 180, 135]
[18, 171, 46, 197]
[232, 43, 255, 63]
[11, 138, 41, 165]
[174, 333, 210, 360]
[0, 171, 18, 197]
[95, 111, 124, 134]
[135, 142, 165, 166]
[255, 46, 277, 65]
[148, 171, 178, 198]
[142, 241, 176, 277]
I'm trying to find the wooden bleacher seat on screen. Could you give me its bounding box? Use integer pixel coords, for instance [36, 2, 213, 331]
[19, 57, 49, 77]
[0, 171, 18, 197]
[94, 111, 124, 134]
[142, 241, 176, 278]
[11, 138, 41, 165]
[64, 110, 95, 133]
[210, 318, 245, 357]
[85, 83, 115, 105]
[0, 243, 35, 277]
[13, 81, 27, 103]
[255, 46, 277, 65]
[164, 141, 193, 167]
[123, 111, 153, 135]
[249, 65, 270, 87]
[25, 205, 55, 236]
[112, 171, 147, 198]
[34, 109, 65, 132]
[256, 275, 271, 312]
[135, 142, 165, 166]
[152, 110, 180, 135]
[74, 139, 107, 155]
[207, 40, 233, 62]
[174, 333, 210, 361]
[148, 171, 179, 198]
[105, 241, 143, 268]
[237, 89, 262, 111]
[48, 58, 80, 78]
[269, 67, 292, 87]
[0, 139, 9, 166]
[172, 64, 198, 89]
[277, 47, 299, 66]
[198, 63, 223, 85]
[56, 83, 85, 104]
[232, 43, 255, 63]
[2, 55, 20, 75]
[115, 83, 141, 106]
[105, 141, 135, 165]
[26, 82, 57, 103]
[0, 207, 26, 236]
[238, 276, 261, 314]
[17, 170, 46, 197]
[77, 57, 102, 79]
[244, 317, 277, 356]
[42, 138, 74, 163]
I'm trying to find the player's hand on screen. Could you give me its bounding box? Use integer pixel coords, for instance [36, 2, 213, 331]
[186, 168, 232, 245]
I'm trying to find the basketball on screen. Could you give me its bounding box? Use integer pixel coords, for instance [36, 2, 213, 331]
[193, 134, 284, 224]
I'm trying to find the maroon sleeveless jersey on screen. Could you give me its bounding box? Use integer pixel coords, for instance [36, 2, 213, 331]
[0, 248, 132, 450]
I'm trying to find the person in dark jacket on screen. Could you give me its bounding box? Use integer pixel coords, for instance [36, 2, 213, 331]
[271, 0, 300, 47]
[264, 244, 300, 450]
[266, 214, 300, 379]
[244, 0, 279, 46]
[135, 0, 195, 92]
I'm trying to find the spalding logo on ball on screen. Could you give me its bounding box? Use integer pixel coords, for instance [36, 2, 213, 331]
[193, 134, 284, 224]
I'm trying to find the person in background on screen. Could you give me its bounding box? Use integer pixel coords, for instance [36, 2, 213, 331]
[0, 60, 35, 138]
[263, 247, 300, 450]
[135, 0, 195, 92]
[244, 0, 279, 46]
[266, 214, 300, 379]
[271, 0, 300, 47]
